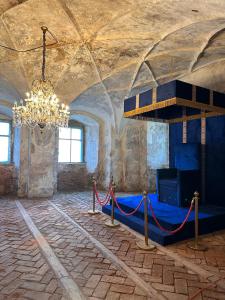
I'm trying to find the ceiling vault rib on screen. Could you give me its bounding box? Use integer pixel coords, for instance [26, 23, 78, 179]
[182, 57, 225, 79]
[56, 0, 116, 128]
[89, 8, 136, 43]
[125, 22, 200, 98]
[144, 18, 225, 61]
[126, 18, 225, 97]
[1, 1, 225, 116]
[190, 25, 225, 72]
[144, 60, 158, 86]
[95, 37, 154, 42]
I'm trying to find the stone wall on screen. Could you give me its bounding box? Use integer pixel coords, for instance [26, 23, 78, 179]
[57, 163, 93, 191]
[0, 164, 17, 195]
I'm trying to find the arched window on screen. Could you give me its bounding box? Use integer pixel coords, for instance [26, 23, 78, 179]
[0, 120, 11, 163]
[58, 123, 84, 163]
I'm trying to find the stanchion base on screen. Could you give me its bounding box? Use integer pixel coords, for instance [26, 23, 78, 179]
[136, 241, 156, 251]
[187, 242, 207, 251]
[88, 210, 100, 215]
[105, 220, 120, 228]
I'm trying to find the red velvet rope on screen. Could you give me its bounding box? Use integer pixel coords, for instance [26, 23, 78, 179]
[148, 196, 193, 235]
[110, 191, 144, 216]
[94, 183, 111, 206]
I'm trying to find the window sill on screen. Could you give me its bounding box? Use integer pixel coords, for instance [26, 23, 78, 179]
[58, 162, 86, 165]
[0, 162, 14, 166]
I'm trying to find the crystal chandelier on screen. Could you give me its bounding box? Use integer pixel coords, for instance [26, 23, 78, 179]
[12, 26, 70, 129]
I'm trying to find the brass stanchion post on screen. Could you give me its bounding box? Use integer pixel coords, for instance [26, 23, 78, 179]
[105, 180, 120, 228]
[188, 191, 207, 251]
[88, 176, 100, 215]
[137, 191, 155, 251]
[109, 176, 113, 205]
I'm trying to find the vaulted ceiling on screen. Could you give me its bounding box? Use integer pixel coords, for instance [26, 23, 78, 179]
[0, 0, 225, 126]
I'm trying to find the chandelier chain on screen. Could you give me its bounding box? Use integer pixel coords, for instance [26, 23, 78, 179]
[12, 26, 70, 130]
[42, 26, 47, 81]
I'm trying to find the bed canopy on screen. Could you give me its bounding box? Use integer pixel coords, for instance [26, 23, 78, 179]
[124, 80, 225, 123]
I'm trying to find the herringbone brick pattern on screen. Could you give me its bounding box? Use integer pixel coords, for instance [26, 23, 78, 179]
[22, 200, 151, 299]
[1, 193, 225, 299]
[167, 231, 225, 276]
[0, 200, 67, 300]
[51, 192, 225, 300]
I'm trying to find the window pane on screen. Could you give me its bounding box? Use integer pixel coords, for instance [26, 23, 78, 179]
[58, 140, 71, 162]
[0, 136, 9, 162]
[59, 127, 70, 139]
[72, 128, 82, 140]
[71, 140, 82, 162]
[0, 122, 9, 136]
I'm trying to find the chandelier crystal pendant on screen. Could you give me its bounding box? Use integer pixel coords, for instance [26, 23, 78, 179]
[12, 26, 70, 129]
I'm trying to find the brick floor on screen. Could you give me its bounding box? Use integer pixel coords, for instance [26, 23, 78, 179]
[21, 200, 150, 299]
[0, 192, 225, 300]
[52, 191, 225, 299]
[0, 200, 67, 300]
[167, 230, 225, 277]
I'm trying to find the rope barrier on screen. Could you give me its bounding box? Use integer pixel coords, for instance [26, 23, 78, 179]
[94, 183, 112, 206]
[90, 177, 223, 296]
[148, 195, 194, 235]
[105, 178, 120, 227]
[187, 192, 207, 251]
[88, 176, 112, 214]
[93, 173, 194, 240]
[110, 191, 144, 216]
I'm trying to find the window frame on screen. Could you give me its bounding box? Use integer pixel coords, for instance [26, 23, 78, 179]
[0, 119, 11, 164]
[58, 124, 85, 163]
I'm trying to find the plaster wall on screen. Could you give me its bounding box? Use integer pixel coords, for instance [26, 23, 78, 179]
[85, 123, 99, 173]
[147, 122, 169, 191]
[1, 118, 170, 195]
[111, 121, 144, 192]
[13, 127, 20, 169]
[17, 127, 29, 197]
[122, 122, 148, 192]
[18, 127, 57, 198]
[110, 119, 169, 192]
